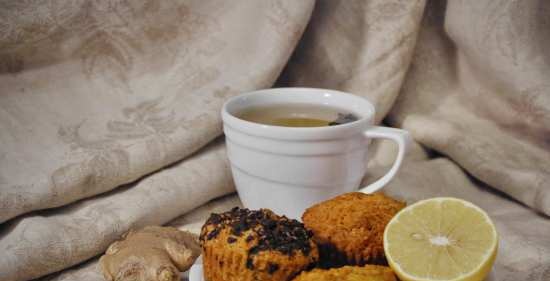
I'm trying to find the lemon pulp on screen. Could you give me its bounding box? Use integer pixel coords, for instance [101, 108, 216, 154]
[383, 197, 498, 281]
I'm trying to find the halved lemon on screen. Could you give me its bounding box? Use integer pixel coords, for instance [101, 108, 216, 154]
[383, 197, 498, 281]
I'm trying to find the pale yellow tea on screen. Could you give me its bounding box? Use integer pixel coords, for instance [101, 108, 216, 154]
[235, 103, 358, 127]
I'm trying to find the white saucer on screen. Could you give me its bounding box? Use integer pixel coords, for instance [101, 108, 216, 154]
[187, 255, 496, 281]
[188, 256, 204, 281]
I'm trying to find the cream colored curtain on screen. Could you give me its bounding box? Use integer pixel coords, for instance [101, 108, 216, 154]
[0, 1, 549, 281]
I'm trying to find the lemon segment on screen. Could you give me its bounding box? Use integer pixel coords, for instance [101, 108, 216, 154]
[383, 197, 498, 281]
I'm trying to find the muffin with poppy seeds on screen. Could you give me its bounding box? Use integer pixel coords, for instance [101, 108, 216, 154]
[200, 207, 319, 281]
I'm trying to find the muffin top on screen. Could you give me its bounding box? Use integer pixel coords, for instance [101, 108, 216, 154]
[200, 207, 317, 270]
[302, 192, 405, 265]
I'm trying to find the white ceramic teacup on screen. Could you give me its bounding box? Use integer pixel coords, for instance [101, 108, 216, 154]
[222, 88, 411, 219]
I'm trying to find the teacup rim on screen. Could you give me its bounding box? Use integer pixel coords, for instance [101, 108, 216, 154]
[221, 87, 375, 140]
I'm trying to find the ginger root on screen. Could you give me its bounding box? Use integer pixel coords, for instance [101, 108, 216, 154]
[100, 226, 200, 281]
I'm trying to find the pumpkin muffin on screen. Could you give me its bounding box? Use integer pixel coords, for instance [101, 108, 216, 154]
[200, 207, 319, 281]
[292, 264, 396, 281]
[302, 192, 405, 267]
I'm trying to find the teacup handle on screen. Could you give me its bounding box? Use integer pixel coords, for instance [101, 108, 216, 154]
[359, 126, 411, 194]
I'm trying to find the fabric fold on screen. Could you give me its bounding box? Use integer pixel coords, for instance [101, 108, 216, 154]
[278, 0, 426, 123]
[0, 0, 315, 223]
[388, 0, 550, 215]
[0, 141, 234, 281]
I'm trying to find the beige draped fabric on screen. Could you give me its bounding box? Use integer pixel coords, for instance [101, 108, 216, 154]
[1, 1, 549, 281]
